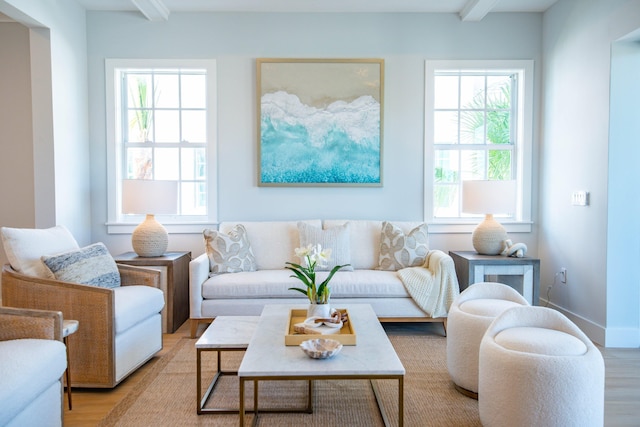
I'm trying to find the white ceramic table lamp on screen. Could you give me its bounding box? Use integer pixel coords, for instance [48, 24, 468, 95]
[122, 179, 178, 257]
[462, 180, 516, 255]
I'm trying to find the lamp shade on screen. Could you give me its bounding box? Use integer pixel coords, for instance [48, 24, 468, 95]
[462, 180, 517, 255]
[462, 180, 517, 215]
[122, 179, 178, 215]
[122, 180, 178, 257]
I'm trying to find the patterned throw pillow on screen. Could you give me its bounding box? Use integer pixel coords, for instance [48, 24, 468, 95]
[377, 222, 429, 271]
[204, 224, 257, 274]
[41, 242, 121, 288]
[297, 222, 353, 271]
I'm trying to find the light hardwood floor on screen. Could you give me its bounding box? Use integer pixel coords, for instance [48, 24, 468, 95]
[63, 321, 640, 426]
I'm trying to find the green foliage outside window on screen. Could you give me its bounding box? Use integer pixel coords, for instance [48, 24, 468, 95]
[460, 83, 512, 180]
[433, 77, 514, 217]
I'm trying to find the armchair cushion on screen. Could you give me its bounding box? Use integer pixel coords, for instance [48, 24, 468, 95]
[0, 339, 66, 426]
[114, 285, 165, 334]
[1, 225, 79, 279]
[41, 243, 120, 289]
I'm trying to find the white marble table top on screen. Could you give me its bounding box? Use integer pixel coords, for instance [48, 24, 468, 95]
[238, 304, 405, 377]
[195, 316, 260, 349]
[63, 319, 79, 337]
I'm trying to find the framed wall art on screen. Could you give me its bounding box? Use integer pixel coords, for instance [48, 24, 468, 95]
[257, 58, 384, 186]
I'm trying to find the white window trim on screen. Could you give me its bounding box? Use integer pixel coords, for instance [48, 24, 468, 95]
[424, 59, 534, 234]
[105, 58, 218, 234]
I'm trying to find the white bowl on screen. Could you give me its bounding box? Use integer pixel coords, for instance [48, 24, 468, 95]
[300, 338, 343, 359]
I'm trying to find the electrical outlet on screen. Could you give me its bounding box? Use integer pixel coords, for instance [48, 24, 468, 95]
[560, 268, 567, 283]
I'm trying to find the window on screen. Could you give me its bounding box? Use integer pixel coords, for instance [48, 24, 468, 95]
[106, 59, 217, 233]
[424, 60, 533, 232]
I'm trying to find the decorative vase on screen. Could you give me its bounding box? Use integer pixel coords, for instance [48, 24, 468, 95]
[307, 303, 331, 319]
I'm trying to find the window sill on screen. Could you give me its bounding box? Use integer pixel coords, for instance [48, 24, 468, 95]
[106, 222, 217, 235]
[426, 221, 533, 234]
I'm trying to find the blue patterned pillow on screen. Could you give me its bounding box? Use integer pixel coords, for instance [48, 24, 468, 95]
[41, 242, 121, 288]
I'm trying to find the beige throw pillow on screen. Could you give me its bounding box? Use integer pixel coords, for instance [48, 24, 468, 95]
[1, 225, 80, 278]
[377, 222, 429, 271]
[297, 222, 353, 271]
[204, 224, 257, 274]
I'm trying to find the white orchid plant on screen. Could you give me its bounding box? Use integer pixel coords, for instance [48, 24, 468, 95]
[286, 244, 349, 304]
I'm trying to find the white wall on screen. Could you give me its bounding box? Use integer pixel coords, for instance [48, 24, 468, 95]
[607, 39, 640, 346]
[86, 11, 542, 260]
[0, 0, 91, 246]
[541, 0, 640, 346]
[0, 23, 35, 263]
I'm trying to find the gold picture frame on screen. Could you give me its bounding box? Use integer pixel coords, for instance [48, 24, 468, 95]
[257, 58, 384, 187]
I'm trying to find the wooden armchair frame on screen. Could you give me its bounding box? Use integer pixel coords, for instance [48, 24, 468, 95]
[0, 306, 63, 342]
[2, 264, 161, 388]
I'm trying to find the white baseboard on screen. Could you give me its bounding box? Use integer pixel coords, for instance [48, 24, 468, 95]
[540, 298, 639, 348]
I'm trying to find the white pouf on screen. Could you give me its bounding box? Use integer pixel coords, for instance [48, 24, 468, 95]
[446, 282, 529, 398]
[479, 306, 604, 427]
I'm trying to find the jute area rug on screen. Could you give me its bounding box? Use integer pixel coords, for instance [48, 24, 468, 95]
[99, 333, 480, 426]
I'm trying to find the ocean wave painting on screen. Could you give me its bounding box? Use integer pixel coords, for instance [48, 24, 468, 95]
[257, 59, 383, 186]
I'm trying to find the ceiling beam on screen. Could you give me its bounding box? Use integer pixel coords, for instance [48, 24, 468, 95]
[459, 0, 500, 22]
[131, 0, 170, 21]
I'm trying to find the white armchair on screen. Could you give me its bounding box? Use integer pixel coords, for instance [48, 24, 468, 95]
[0, 307, 67, 426]
[1, 225, 165, 388]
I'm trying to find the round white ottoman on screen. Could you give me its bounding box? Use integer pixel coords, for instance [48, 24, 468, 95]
[479, 306, 604, 427]
[446, 282, 529, 398]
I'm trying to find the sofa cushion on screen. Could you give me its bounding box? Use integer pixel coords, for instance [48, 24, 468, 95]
[201, 269, 410, 299]
[204, 225, 257, 274]
[297, 222, 353, 271]
[324, 220, 383, 270]
[0, 339, 67, 426]
[114, 285, 165, 334]
[219, 220, 321, 270]
[323, 220, 426, 270]
[41, 242, 121, 288]
[0, 225, 80, 279]
[377, 221, 429, 271]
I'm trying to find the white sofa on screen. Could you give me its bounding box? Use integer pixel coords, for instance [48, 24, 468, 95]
[0, 307, 67, 427]
[189, 220, 460, 337]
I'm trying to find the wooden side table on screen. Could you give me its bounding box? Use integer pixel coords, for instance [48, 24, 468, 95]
[449, 250, 540, 305]
[114, 251, 191, 333]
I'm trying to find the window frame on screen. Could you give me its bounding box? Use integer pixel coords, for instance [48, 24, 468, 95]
[424, 60, 533, 233]
[105, 59, 218, 234]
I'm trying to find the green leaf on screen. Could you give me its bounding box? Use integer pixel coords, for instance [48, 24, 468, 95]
[285, 267, 312, 288]
[288, 287, 310, 297]
[320, 264, 350, 288]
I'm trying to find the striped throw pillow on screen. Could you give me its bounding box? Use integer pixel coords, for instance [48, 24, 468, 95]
[41, 242, 121, 288]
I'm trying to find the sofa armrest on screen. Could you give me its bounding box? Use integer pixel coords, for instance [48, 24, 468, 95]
[425, 249, 453, 272]
[0, 306, 63, 342]
[189, 253, 210, 318]
[118, 264, 161, 288]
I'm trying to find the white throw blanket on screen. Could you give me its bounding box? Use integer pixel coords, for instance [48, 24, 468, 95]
[397, 250, 460, 318]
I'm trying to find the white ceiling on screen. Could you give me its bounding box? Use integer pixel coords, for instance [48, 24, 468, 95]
[74, 0, 559, 22]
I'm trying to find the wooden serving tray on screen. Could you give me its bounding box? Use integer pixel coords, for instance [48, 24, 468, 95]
[285, 308, 356, 346]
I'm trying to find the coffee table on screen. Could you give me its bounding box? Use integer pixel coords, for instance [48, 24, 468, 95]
[238, 303, 405, 426]
[195, 316, 259, 414]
